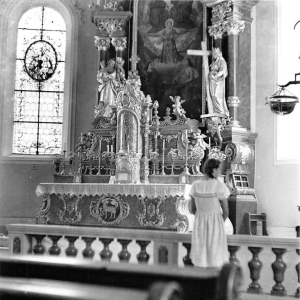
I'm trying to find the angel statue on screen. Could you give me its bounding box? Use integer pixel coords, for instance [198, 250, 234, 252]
[193, 129, 209, 151]
[170, 95, 185, 117]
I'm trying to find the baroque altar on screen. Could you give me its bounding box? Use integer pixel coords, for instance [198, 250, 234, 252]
[36, 0, 259, 234]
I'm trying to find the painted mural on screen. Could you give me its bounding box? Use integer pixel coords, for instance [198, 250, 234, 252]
[137, 0, 204, 120]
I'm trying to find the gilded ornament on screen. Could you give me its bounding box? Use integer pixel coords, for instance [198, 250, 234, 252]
[36, 194, 52, 224]
[208, 23, 226, 39]
[224, 19, 245, 35]
[137, 196, 166, 227]
[90, 195, 129, 225]
[98, 19, 124, 37]
[57, 194, 83, 224]
[111, 37, 127, 51]
[212, 0, 232, 21]
[94, 37, 110, 51]
[225, 142, 254, 165]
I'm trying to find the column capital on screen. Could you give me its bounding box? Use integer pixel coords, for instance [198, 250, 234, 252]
[94, 36, 111, 51]
[208, 22, 226, 40]
[111, 37, 127, 52]
[224, 19, 245, 35]
[227, 96, 241, 107]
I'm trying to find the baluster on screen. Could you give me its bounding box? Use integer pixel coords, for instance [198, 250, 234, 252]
[48, 235, 62, 255]
[82, 237, 96, 259]
[271, 248, 287, 296]
[65, 236, 78, 257]
[99, 238, 113, 261]
[117, 239, 131, 262]
[296, 249, 300, 298]
[248, 247, 263, 294]
[136, 240, 150, 264]
[228, 245, 240, 265]
[32, 235, 46, 255]
[182, 243, 193, 266]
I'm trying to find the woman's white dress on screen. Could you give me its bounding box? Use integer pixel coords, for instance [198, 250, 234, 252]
[189, 178, 230, 268]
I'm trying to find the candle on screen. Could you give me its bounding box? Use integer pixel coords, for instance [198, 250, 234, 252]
[111, 144, 113, 153]
[64, 143, 66, 152]
[209, 137, 211, 148]
[107, 145, 109, 152]
[127, 144, 129, 152]
[80, 133, 83, 142]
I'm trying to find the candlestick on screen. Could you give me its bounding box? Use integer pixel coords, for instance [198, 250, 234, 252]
[97, 139, 102, 175]
[183, 130, 190, 175]
[161, 138, 165, 175]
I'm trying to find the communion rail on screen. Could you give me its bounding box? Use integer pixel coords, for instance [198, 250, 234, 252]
[6, 224, 300, 298]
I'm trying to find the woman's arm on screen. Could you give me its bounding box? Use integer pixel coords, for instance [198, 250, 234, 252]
[220, 198, 229, 221]
[189, 196, 196, 215]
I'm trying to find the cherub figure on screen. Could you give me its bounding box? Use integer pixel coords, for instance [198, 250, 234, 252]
[170, 95, 185, 116]
[193, 129, 209, 150]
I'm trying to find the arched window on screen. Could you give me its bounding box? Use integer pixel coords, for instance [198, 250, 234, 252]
[0, 0, 78, 161]
[13, 7, 66, 155]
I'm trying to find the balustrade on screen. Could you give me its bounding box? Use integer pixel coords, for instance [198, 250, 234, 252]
[6, 224, 300, 298]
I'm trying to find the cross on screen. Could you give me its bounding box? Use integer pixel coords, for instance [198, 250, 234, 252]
[187, 42, 213, 114]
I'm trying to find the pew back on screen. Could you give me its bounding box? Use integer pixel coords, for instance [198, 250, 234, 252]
[0, 254, 242, 300]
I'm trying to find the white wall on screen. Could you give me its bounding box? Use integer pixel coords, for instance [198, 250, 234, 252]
[255, 0, 300, 237]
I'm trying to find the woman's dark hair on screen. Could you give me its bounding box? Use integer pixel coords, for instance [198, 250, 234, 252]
[203, 158, 221, 178]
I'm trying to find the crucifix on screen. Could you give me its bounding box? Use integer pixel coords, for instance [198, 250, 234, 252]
[187, 42, 227, 146]
[187, 42, 214, 115]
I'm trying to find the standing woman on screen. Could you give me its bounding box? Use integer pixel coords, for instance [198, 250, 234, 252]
[189, 158, 230, 268]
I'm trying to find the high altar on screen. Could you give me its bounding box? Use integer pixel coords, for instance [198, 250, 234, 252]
[36, 0, 258, 234]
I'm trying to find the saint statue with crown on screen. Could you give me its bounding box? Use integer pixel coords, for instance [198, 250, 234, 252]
[207, 47, 229, 117]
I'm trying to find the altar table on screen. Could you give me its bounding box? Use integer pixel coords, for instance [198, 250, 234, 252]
[35, 183, 194, 232]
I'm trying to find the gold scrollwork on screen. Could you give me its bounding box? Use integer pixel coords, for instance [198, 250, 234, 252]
[57, 194, 83, 224]
[212, 0, 232, 21]
[224, 19, 245, 36]
[170, 196, 191, 233]
[225, 142, 254, 165]
[98, 19, 124, 37]
[111, 37, 127, 51]
[137, 196, 166, 227]
[36, 194, 52, 224]
[94, 36, 111, 51]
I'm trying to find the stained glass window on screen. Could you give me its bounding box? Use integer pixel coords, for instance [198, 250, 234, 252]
[13, 7, 66, 155]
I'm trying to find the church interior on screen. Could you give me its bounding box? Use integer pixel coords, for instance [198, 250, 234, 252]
[0, 0, 299, 299]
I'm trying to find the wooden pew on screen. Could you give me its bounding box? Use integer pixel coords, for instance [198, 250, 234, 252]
[0, 254, 243, 300]
[0, 277, 148, 300]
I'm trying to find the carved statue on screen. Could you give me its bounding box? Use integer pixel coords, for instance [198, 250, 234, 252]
[193, 129, 209, 151]
[170, 95, 185, 117]
[207, 48, 229, 117]
[97, 59, 119, 108]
